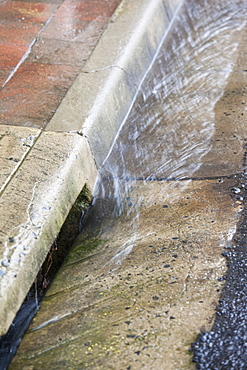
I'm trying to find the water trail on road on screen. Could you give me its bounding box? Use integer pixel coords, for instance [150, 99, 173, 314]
[87, 0, 245, 267]
[1, 1, 246, 368]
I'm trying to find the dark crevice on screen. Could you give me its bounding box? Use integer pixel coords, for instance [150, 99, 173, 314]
[33, 185, 92, 296]
[0, 184, 92, 370]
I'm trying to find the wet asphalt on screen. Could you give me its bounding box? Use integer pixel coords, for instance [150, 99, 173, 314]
[192, 174, 247, 369]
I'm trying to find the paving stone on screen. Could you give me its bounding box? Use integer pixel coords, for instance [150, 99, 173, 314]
[26, 37, 92, 66]
[0, 44, 28, 69]
[0, 1, 57, 23]
[0, 20, 41, 46]
[0, 125, 41, 192]
[0, 62, 79, 125]
[12, 0, 63, 4]
[41, 18, 106, 44]
[55, 0, 119, 23]
[0, 67, 12, 87]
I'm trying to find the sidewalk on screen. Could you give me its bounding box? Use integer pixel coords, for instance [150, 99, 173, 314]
[0, 0, 182, 335]
[0, 0, 117, 335]
[0, 0, 119, 125]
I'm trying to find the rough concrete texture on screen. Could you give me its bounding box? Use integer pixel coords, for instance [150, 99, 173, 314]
[195, 74, 247, 177]
[0, 0, 183, 336]
[0, 126, 41, 192]
[10, 179, 241, 369]
[0, 133, 97, 335]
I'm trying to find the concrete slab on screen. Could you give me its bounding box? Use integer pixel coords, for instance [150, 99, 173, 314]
[10, 178, 242, 369]
[0, 132, 97, 335]
[195, 77, 247, 177]
[0, 126, 40, 193]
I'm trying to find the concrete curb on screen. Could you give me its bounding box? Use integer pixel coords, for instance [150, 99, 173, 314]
[0, 0, 183, 335]
[46, 0, 183, 167]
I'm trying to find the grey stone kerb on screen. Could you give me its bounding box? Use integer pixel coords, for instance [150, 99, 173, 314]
[0, 0, 183, 335]
[46, 0, 184, 167]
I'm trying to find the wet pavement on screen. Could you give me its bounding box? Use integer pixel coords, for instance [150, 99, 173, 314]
[1, 0, 171, 337]
[0, 0, 120, 128]
[0, 0, 122, 342]
[9, 177, 242, 369]
[192, 193, 247, 369]
[9, 0, 247, 368]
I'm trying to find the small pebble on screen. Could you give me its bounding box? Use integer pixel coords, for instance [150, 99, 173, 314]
[1, 260, 9, 267]
[232, 187, 240, 193]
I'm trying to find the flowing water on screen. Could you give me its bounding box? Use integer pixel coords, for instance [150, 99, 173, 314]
[90, 0, 246, 267]
[6, 0, 247, 368]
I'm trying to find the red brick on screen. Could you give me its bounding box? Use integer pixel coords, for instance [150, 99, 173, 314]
[0, 0, 123, 129]
[4, 62, 78, 89]
[0, 63, 79, 124]
[0, 67, 12, 87]
[0, 113, 47, 128]
[0, 43, 28, 68]
[41, 17, 106, 43]
[27, 37, 92, 66]
[55, 0, 118, 22]
[0, 21, 41, 46]
[0, 1, 57, 23]
[12, 0, 63, 4]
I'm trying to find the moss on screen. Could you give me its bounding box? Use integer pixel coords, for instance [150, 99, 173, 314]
[28, 184, 93, 299]
[65, 237, 105, 266]
[43, 185, 92, 272]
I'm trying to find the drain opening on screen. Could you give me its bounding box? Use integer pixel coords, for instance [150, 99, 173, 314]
[0, 184, 92, 369]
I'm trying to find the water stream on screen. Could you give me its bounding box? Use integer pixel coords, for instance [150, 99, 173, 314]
[1, 0, 247, 368]
[76, 0, 247, 367]
[89, 0, 246, 268]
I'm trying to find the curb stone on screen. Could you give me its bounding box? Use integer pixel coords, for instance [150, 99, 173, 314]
[0, 0, 183, 335]
[46, 0, 184, 167]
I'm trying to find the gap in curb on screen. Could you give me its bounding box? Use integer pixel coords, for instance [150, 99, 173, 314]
[0, 184, 92, 369]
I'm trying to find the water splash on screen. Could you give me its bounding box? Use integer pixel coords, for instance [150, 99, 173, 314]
[90, 0, 246, 261]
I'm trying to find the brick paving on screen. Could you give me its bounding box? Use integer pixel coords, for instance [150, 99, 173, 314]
[0, 0, 122, 129]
